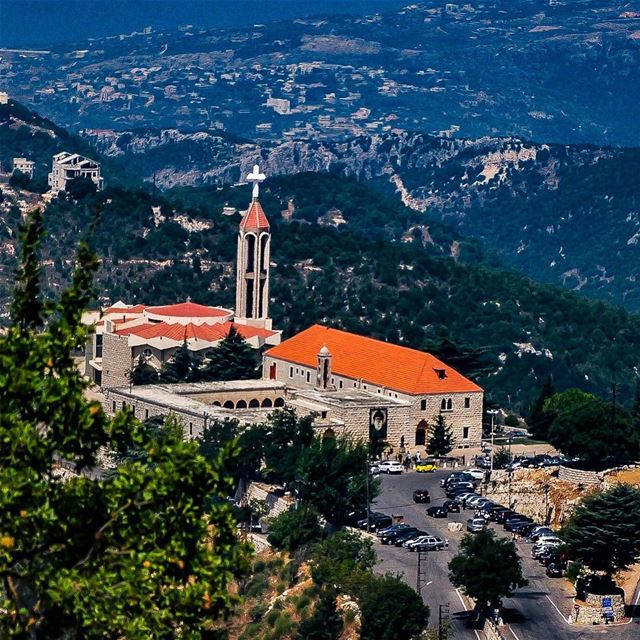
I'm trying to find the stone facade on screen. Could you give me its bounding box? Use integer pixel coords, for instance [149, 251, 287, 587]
[573, 592, 625, 624]
[558, 465, 601, 485]
[101, 332, 133, 390]
[264, 354, 483, 449]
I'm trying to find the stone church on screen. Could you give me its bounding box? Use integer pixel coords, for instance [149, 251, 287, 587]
[101, 166, 483, 450]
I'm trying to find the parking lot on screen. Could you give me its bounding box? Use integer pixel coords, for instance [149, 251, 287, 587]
[371, 469, 640, 640]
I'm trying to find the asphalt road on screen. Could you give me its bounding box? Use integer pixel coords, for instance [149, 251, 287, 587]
[372, 470, 640, 640]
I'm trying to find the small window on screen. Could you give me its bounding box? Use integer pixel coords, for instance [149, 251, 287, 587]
[122, 401, 126, 410]
[440, 398, 447, 411]
[464, 397, 470, 408]
[363, 384, 368, 390]
[353, 382, 357, 387]
[434, 368, 447, 379]
[296, 368, 299, 374]
[339, 380, 343, 389]
[463, 426, 470, 439]
[377, 389, 381, 394]
[331, 377, 334, 384]
[112, 400, 116, 412]
[289, 366, 293, 378]
[145, 409, 149, 419]
[321, 411, 327, 419]
[447, 399, 452, 410]
[189, 422, 193, 436]
[306, 371, 310, 383]
[420, 399, 427, 411]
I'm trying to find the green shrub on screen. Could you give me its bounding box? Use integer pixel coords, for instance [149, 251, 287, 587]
[295, 594, 311, 612]
[267, 506, 322, 552]
[239, 623, 262, 640]
[273, 612, 294, 637]
[245, 573, 270, 598]
[265, 608, 280, 627]
[249, 602, 269, 622]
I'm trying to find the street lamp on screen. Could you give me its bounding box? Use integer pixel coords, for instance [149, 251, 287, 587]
[487, 409, 499, 473]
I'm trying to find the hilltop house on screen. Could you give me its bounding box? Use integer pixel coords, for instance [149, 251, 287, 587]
[12, 158, 35, 179]
[48, 151, 104, 192]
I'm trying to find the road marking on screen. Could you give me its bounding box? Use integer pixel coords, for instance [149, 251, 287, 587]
[545, 595, 569, 623]
[454, 589, 481, 640]
[507, 626, 522, 640]
[426, 581, 433, 586]
[623, 584, 640, 624]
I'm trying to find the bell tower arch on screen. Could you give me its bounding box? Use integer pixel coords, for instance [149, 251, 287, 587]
[235, 164, 272, 330]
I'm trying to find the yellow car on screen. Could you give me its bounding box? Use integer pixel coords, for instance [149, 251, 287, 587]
[416, 463, 438, 473]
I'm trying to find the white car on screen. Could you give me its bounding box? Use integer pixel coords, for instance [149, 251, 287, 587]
[465, 495, 486, 508]
[369, 463, 381, 475]
[466, 469, 486, 481]
[378, 460, 403, 474]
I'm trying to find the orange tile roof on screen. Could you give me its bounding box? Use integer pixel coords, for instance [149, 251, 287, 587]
[116, 321, 276, 342]
[145, 301, 230, 318]
[103, 304, 146, 315]
[240, 199, 270, 230]
[265, 325, 482, 395]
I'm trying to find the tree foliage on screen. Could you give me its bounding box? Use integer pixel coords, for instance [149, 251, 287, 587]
[202, 324, 259, 381]
[426, 414, 454, 457]
[545, 389, 639, 468]
[267, 506, 322, 553]
[562, 484, 640, 582]
[449, 528, 528, 611]
[129, 354, 159, 385]
[0, 209, 250, 638]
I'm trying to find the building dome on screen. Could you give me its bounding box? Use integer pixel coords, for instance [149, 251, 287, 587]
[319, 344, 331, 357]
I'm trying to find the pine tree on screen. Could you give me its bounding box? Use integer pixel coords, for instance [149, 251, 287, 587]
[159, 339, 195, 383]
[527, 375, 555, 440]
[426, 414, 454, 457]
[129, 354, 159, 385]
[201, 324, 258, 381]
[562, 484, 640, 586]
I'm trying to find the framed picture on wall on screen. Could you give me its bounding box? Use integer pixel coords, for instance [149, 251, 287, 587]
[369, 407, 388, 440]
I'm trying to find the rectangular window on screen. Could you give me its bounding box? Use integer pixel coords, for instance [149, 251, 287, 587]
[95, 334, 103, 358]
[306, 371, 310, 383]
[289, 366, 293, 378]
[420, 399, 427, 411]
[145, 409, 149, 419]
[112, 400, 116, 412]
[321, 411, 327, 419]
[122, 401, 126, 410]
[463, 427, 470, 439]
[339, 380, 343, 389]
[189, 422, 193, 436]
[464, 397, 470, 408]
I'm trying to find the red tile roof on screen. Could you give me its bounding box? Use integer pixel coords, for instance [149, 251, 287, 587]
[240, 199, 270, 230]
[116, 321, 275, 342]
[265, 325, 482, 395]
[145, 301, 231, 318]
[103, 304, 146, 315]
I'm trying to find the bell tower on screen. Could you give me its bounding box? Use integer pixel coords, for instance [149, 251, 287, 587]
[235, 164, 272, 330]
[316, 345, 335, 391]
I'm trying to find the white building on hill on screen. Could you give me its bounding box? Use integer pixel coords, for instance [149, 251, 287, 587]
[48, 151, 104, 192]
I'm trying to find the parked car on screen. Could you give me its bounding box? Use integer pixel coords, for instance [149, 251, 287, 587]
[441, 472, 465, 487]
[443, 499, 461, 513]
[394, 529, 427, 547]
[404, 534, 433, 549]
[426, 505, 448, 518]
[357, 512, 393, 531]
[378, 460, 403, 474]
[466, 468, 486, 481]
[495, 509, 516, 524]
[529, 527, 555, 541]
[380, 526, 419, 545]
[454, 492, 476, 507]
[412, 536, 448, 552]
[511, 521, 536, 536]
[504, 515, 533, 531]
[487, 506, 510, 521]
[546, 563, 564, 578]
[476, 456, 492, 470]
[465, 495, 488, 509]
[446, 482, 475, 498]
[416, 462, 438, 473]
[413, 489, 431, 503]
[377, 523, 412, 538]
[466, 517, 487, 533]
[369, 462, 381, 475]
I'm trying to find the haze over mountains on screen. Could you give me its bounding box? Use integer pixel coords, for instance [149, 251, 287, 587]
[2, 0, 640, 146]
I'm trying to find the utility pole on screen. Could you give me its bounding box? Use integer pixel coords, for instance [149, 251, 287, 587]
[487, 409, 498, 474]
[365, 452, 371, 532]
[438, 603, 450, 640]
[508, 435, 513, 510]
[544, 484, 550, 526]
[417, 549, 429, 597]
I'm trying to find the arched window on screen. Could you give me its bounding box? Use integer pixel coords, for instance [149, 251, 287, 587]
[441, 398, 447, 411]
[323, 428, 335, 439]
[400, 435, 405, 449]
[261, 398, 273, 408]
[236, 399, 247, 409]
[274, 397, 285, 407]
[245, 234, 256, 272]
[260, 233, 269, 272]
[212, 401, 221, 407]
[248, 399, 260, 408]
[223, 400, 234, 409]
[447, 399, 453, 410]
[415, 420, 428, 446]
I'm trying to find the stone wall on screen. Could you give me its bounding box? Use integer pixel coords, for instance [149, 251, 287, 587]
[558, 465, 601, 485]
[573, 592, 625, 624]
[245, 482, 295, 519]
[102, 333, 132, 389]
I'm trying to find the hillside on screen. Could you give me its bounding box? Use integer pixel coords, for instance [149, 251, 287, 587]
[2, 166, 639, 409]
[87, 126, 640, 310]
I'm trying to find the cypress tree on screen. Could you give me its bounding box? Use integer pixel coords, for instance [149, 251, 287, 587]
[527, 375, 555, 440]
[426, 414, 454, 457]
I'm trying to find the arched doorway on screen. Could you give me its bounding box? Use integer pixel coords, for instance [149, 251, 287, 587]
[415, 420, 428, 446]
[322, 428, 335, 439]
[236, 399, 247, 409]
[274, 397, 285, 407]
[261, 398, 273, 408]
[223, 400, 234, 409]
[248, 399, 260, 408]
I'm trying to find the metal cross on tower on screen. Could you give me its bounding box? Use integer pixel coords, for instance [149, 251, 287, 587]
[246, 164, 266, 200]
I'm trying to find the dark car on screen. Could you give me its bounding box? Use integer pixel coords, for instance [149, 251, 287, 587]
[488, 506, 510, 521]
[546, 563, 564, 578]
[394, 529, 426, 546]
[443, 499, 461, 513]
[357, 512, 393, 532]
[426, 505, 448, 518]
[504, 515, 533, 531]
[511, 521, 536, 536]
[380, 526, 419, 545]
[495, 509, 516, 524]
[376, 523, 412, 538]
[413, 489, 431, 504]
[446, 482, 475, 498]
